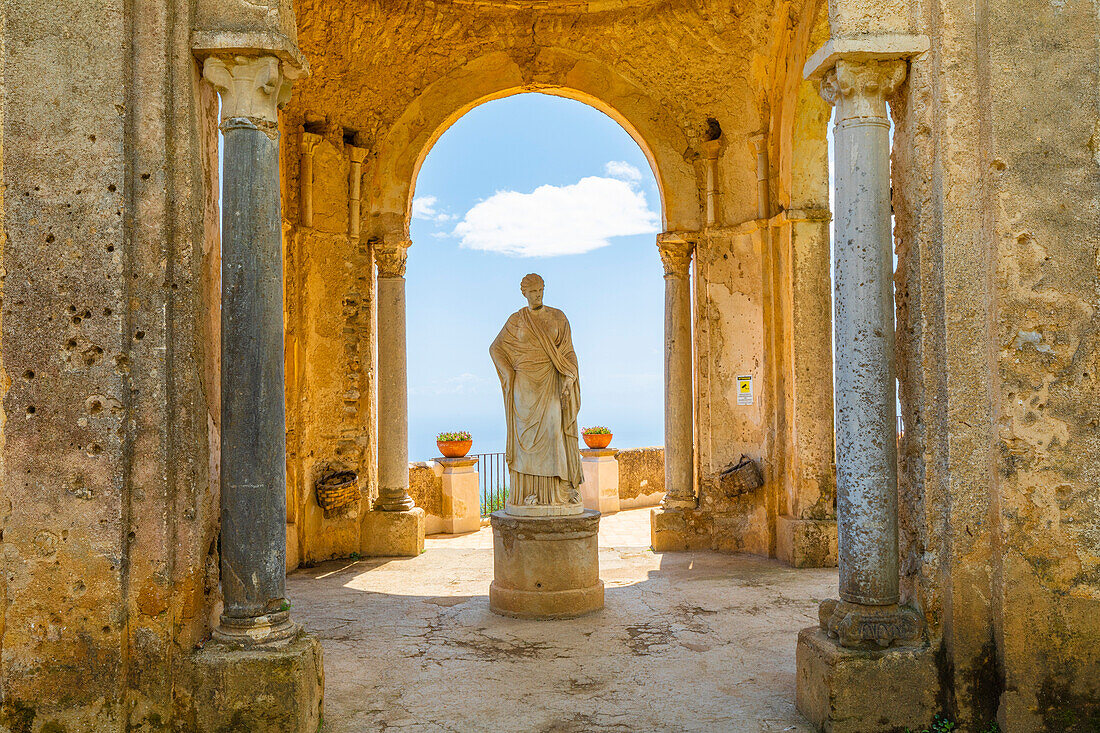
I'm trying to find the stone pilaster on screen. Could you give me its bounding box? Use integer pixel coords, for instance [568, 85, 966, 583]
[702, 138, 722, 227]
[202, 54, 299, 646]
[348, 146, 366, 243]
[373, 237, 415, 512]
[657, 233, 696, 510]
[749, 133, 769, 220]
[299, 131, 321, 228]
[817, 57, 921, 646]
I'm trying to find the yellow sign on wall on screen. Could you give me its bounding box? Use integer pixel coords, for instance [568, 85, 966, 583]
[737, 375, 753, 405]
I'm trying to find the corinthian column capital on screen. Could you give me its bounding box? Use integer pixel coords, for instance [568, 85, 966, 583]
[820, 59, 907, 122]
[203, 55, 300, 127]
[656, 233, 695, 277]
[375, 238, 411, 278]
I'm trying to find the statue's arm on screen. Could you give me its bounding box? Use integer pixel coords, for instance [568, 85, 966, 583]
[489, 321, 515, 388]
[556, 311, 579, 396]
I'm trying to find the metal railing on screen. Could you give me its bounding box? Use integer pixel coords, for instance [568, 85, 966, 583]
[474, 452, 508, 517]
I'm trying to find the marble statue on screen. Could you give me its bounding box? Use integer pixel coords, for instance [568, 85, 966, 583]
[490, 273, 584, 516]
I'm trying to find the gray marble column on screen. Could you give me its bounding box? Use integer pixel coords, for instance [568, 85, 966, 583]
[657, 234, 696, 510]
[817, 58, 921, 647]
[374, 238, 416, 511]
[203, 55, 299, 646]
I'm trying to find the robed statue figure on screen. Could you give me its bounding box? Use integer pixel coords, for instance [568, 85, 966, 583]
[490, 273, 584, 516]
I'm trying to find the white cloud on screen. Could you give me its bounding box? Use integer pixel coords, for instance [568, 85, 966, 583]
[452, 175, 659, 257]
[604, 160, 643, 182]
[411, 195, 454, 223]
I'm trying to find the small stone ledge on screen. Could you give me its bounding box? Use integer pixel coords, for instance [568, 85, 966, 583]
[777, 515, 838, 568]
[796, 627, 938, 732]
[180, 633, 324, 733]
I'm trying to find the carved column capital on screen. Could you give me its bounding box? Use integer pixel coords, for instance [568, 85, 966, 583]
[301, 131, 322, 156]
[656, 234, 695, 277]
[820, 58, 907, 122]
[374, 238, 411, 278]
[748, 132, 766, 156]
[202, 54, 301, 127]
[348, 146, 368, 165]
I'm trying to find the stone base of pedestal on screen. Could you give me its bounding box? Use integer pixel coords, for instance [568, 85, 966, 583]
[777, 515, 838, 568]
[796, 627, 938, 732]
[489, 509, 604, 619]
[580, 448, 621, 514]
[650, 507, 712, 551]
[182, 633, 323, 732]
[361, 507, 425, 557]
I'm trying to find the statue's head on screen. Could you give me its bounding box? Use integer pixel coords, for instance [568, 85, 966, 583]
[521, 273, 544, 309]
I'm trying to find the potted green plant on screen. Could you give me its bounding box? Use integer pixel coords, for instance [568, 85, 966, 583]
[581, 426, 612, 449]
[436, 430, 473, 458]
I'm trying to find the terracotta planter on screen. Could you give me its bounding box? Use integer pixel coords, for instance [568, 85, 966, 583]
[583, 432, 612, 449]
[437, 439, 472, 458]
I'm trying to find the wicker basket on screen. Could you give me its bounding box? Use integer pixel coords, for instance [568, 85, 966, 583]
[315, 470, 360, 518]
[718, 455, 764, 497]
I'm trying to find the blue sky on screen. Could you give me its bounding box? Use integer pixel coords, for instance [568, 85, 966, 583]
[405, 94, 665, 460]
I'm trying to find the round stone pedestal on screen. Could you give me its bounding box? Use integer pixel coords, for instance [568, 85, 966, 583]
[489, 509, 604, 619]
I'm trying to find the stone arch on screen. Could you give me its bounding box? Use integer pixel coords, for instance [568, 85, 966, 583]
[364, 48, 702, 238]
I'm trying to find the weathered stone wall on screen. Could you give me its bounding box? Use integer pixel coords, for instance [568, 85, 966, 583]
[0, 0, 222, 728]
[890, 0, 1100, 727]
[280, 0, 835, 567]
[695, 225, 772, 555]
[284, 128, 376, 565]
[408, 462, 445, 535]
[615, 446, 664, 508]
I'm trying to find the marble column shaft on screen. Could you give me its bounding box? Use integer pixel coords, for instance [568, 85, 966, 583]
[374, 238, 415, 511]
[823, 59, 907, 607]
[203, 54, 298, 644]
[658, 234, 696, 509]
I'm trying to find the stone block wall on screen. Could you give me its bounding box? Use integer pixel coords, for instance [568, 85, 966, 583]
[615, 447, 665, 509]
[0, 0, 224, 727]
[408, 462, 445, 535]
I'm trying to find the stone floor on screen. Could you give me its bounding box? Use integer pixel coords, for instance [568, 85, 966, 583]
[289, 507, 838, 732]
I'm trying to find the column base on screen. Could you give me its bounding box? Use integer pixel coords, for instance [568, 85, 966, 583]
[777, 515, 838, 568]
[374, 488, 416, 512]
[213, 609, 299, 648]
[661, 494, 697, 510]
[796, 627, 938, 732]
[650, 507, 711, 551]
[819, 598, 924, 648]
[489, 510, 604, 619]
[183, 632, 323, 733]
[361, 507, 425, 557]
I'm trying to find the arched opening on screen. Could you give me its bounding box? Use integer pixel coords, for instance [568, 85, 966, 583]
[404, 91, 666, 533]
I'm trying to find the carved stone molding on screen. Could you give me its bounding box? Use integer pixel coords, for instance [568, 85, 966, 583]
[202, 54, 299, 126]
[819, 59, 907, 122]
[656, 234, 695, 277]
[374, 238, 411, 278]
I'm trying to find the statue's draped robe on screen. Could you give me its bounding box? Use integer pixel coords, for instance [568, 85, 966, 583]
[490, 306, 584, 506]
